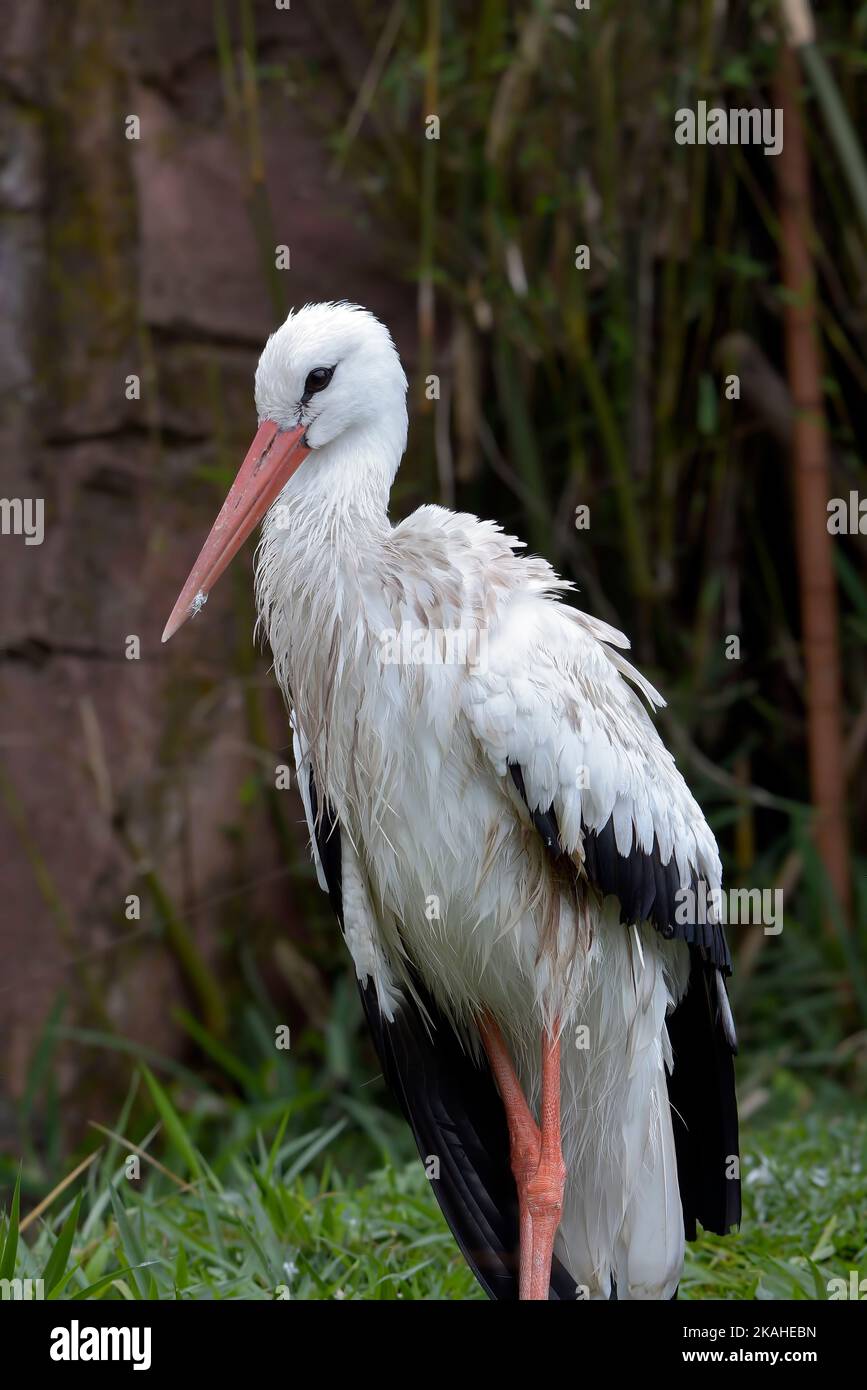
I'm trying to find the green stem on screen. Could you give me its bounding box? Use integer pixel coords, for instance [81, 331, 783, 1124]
[799, 43, 867, 237]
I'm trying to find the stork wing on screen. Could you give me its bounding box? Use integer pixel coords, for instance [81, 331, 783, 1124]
[464, 595, 740, 1238]
[295, 751, 576, 1300]
[464, 596, 731, 970]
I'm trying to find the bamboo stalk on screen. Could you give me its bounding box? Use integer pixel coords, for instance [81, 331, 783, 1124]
[734, 687, 867, 986]
[417, 0, 441, 406]
[566, 297, 652, 599]
[772, 40, 851, 925]
[781, 0, 867, 236]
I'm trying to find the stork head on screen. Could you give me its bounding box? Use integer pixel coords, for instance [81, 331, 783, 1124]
[162, 301, 408, 643]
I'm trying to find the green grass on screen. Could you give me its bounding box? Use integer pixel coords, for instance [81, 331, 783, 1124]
[682, 1109, 866, 1300]
[3, 1094, 863, 1300]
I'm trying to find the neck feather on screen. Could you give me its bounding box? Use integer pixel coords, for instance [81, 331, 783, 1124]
[254, 423, 395, 710]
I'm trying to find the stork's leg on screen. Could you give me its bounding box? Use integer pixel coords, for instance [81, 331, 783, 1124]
[479, 1014, 566, 1301]
[478, 1015, 539, 1298]
[527, 1025, 566, 1300]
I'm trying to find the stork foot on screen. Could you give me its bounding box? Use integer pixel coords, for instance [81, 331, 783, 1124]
[479, 1014, 566, 1301]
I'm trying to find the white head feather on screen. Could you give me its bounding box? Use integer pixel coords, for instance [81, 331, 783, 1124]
[254, 301, 409, 502]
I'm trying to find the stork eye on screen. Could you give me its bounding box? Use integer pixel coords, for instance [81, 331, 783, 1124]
[303, 366, 335, 399]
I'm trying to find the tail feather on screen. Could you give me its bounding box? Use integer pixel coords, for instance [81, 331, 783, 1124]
[665, 949, 741, 1238]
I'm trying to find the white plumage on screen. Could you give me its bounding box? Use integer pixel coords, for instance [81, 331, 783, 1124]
[165, 301, 740, 1301]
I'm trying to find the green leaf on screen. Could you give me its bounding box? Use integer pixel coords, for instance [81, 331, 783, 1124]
[172, 1008, 261, 1096]
[722, 57, 753, 87]
[0, 1167, 21, 1279]
[697, 372, 719, 436]
[175, 1242, 188, 1293]
[46, 1262, 83, 1301]
[109, 1188, 147, 1299]
[284, 1119, 348, 1183]
[71, 1262, 160, 1301]
[140, 1065, 203, 1181]
[42, 1190, 83, 1296]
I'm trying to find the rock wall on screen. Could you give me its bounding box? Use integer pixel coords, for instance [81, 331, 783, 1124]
[0, 0, 415, 1132]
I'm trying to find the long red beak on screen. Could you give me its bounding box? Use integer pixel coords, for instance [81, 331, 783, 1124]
[161, 420, 311, 643]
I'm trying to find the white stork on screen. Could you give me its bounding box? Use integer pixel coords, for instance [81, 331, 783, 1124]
[163, 301, 740, 1301]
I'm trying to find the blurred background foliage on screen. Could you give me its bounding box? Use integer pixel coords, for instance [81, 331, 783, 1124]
[1, 0, 865, 1297]
[261, 0, 867, 1104]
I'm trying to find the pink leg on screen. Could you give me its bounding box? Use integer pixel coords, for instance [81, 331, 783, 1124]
[479, 1014, 566, 1301]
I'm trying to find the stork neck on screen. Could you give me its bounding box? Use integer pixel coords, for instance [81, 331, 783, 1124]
[274, 424, 395, 546]
[255, 425, 398, 706]
[270, 482, 390, 554]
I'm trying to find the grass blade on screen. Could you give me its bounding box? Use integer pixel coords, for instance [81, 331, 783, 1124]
[0, 1167, 21, 1279]
[41, 1190, 83, 1296]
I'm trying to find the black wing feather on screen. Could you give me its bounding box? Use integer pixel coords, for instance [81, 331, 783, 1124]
[666, 951, 741, 1236]
[508, 762, 731, 971]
